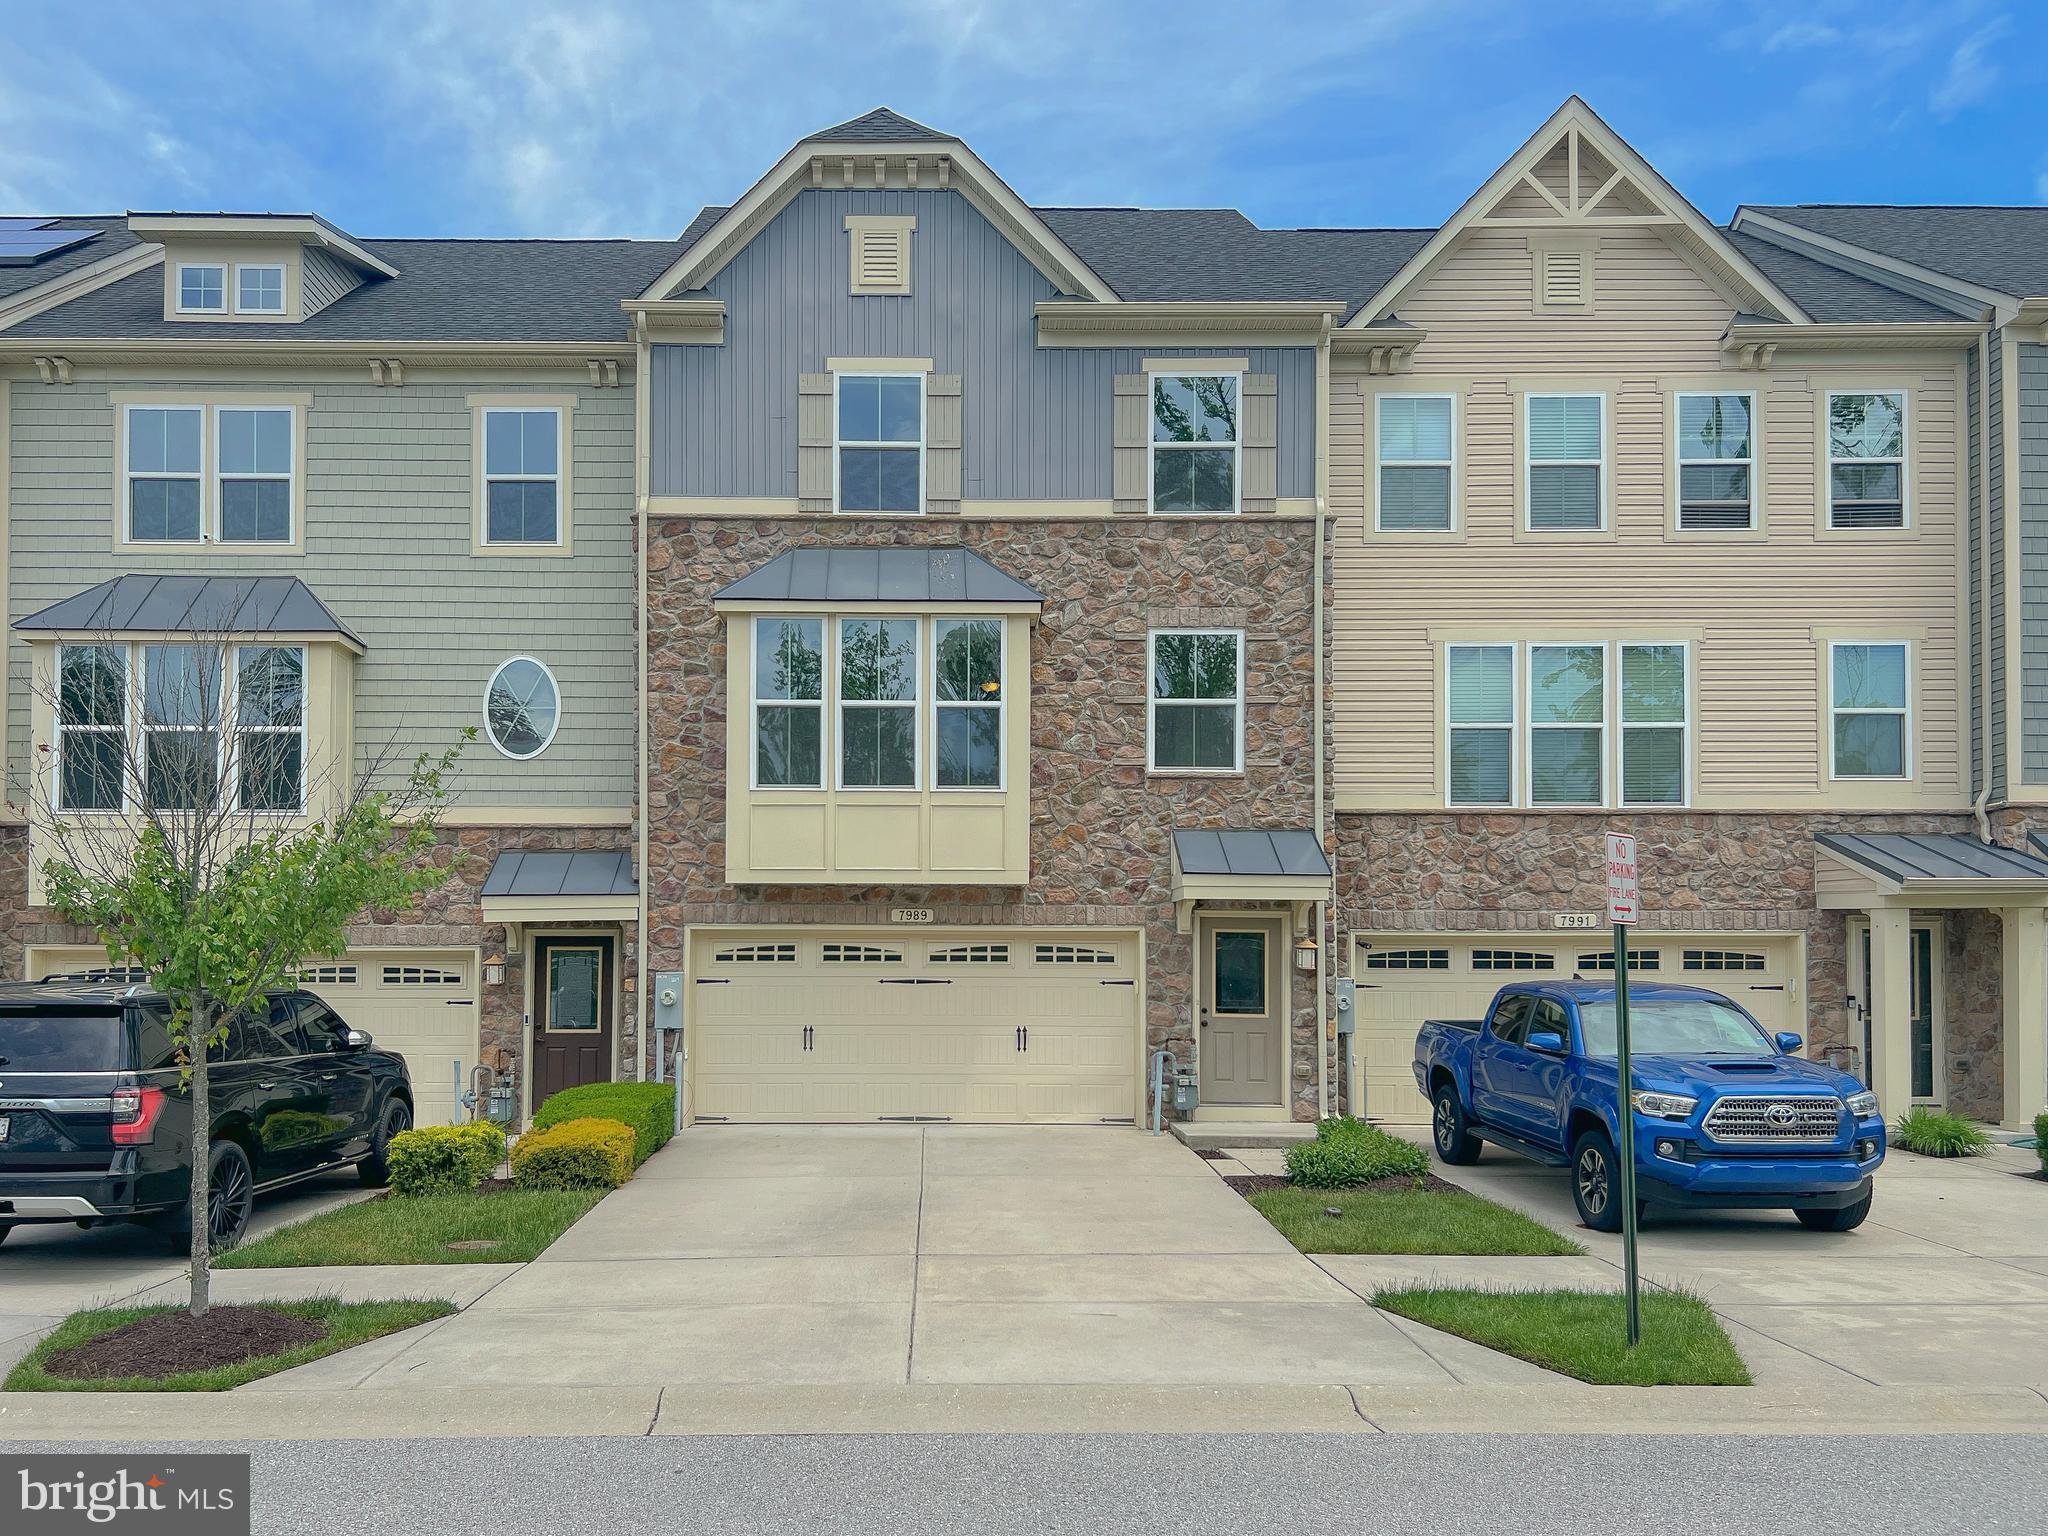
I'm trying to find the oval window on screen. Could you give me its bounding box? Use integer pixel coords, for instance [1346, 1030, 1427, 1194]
[484, 657, 559, 759]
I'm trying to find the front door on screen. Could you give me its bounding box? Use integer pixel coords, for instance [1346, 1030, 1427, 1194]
[1852, 921, 1943, 1104]
[1198, 917, 1284, 1106]
[533, 936, 614, 1104]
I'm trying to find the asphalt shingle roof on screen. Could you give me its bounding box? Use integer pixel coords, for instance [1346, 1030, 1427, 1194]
[13, 574, 363, 646]
[1749, 205, 2048, 301]
[1721, 228, 1961, 323]
[0, 216, 140, 303]
[8, 237, 682, 342]
[812, 108, 950, 143]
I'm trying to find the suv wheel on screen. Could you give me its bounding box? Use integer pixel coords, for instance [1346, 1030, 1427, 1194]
[1571, 1128, 1626, 1233]
[203, 1141, 255, 1252]
[358, 1098, 412, 1187]
[1431, 1086, 1481, 1165]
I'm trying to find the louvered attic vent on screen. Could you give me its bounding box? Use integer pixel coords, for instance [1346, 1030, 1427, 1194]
[845, 215, 915, 296]
[1541, 248, 1586, 307]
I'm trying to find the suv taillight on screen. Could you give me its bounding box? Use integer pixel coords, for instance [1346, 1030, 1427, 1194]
[110, 1086, 167, 1145]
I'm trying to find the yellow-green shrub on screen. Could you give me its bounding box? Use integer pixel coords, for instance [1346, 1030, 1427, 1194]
[511, 1116, 635, 1191]
[533, 1083, 675, 1167]
[387, 1121, 507, 1197]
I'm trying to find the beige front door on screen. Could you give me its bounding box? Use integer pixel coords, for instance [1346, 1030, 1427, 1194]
[1198, 917, 1284, 1106]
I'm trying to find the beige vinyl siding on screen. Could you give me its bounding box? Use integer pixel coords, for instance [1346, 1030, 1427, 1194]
[6, 376, 636, 805]
[1332, 229, 1967, 813]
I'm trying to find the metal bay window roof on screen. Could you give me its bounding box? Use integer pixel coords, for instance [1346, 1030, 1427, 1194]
[13, 574, 363, 648]
[713, 546, 1043, 606]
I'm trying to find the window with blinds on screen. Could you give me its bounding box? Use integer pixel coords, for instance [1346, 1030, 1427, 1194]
[1525, 393, 1604, 530]
[1376, 394, 1455, 531]
[1676, 392, 1756, 530]
[1826, 391, 1906, 529]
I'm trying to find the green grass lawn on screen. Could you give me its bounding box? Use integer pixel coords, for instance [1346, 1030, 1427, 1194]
[5, 1298, 455, 1393]
[219, 1190, 600, 1268]
[1248, 1183, 1583, 1256]
[1375, 1286, 1752, 1386]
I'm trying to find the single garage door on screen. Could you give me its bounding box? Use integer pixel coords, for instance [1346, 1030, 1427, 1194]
[689, 929, 1140, 1124]
[1352, 933, 1801, 1123]
[24, 945, 479, 1129]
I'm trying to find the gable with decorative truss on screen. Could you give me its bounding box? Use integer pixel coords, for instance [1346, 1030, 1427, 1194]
[1349, 97, 1808, 328]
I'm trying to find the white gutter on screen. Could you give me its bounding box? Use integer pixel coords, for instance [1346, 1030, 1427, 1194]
[1314, 311, 1332, 1122]
[634, 325, 653, 1082]
[1975, 323, 1995, 842]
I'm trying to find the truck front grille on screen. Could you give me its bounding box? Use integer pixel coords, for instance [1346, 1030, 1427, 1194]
[1703, 1095, 1844, 1142]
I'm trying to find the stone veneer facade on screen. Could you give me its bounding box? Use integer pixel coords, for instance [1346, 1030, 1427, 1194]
[0, 821, 635, 1126]
[645, 515, 1333, 1119]
[1335, 810, 2020, 1120]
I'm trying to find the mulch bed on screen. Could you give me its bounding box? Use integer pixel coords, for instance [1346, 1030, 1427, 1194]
[1222, 1172, 1468, 1198]
[1192, 1148, 1233, 1161]
[44, 1306, 328, 1382]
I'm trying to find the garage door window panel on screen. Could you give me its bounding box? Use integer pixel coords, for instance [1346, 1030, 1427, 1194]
[1150, 630, 1242, 772]
[1528, 644, 1604, 805]
[754, 618, 824, 788]
[934, 618, 1003, 789]
[1447, 644, 1514, 806]
[839, 618, 918, 788]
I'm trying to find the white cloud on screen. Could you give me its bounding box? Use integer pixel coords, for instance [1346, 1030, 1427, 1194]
[1931, 17, 2010, 118]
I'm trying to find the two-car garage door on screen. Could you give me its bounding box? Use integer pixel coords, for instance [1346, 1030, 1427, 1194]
[689, 929, 1141, 1124]
[26, 945, 478, 1129]
[1352, 932, 1801, 1122]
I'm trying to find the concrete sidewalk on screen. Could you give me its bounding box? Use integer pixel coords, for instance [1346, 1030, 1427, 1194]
[248, 1125, 1545, 1392]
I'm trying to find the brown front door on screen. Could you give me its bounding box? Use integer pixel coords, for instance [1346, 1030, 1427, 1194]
[1197, 916, 1285, 1106]
[533, 935, 614, 1104]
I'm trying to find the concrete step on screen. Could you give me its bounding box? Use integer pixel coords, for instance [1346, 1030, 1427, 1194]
[1169, 1121, 1316, 1151]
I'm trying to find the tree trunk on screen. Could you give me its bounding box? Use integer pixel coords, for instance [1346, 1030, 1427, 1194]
[188, 997, 212, 1317]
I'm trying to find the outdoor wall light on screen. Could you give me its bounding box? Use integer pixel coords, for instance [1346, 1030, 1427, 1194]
[1293, 933, 1319, 973]
[483, 954, 505, 986]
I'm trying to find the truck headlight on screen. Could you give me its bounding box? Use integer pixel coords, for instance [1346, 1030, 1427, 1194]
[1845, 1091, 1879, 1118]
[1632, 1091, 1697, 1120]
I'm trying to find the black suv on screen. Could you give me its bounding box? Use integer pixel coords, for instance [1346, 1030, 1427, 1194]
[0, 976, 414, 1251]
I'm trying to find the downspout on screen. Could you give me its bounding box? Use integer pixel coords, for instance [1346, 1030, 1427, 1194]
[1314, 312, 1332, 1120]
[1975, 320, 1995, 843]
[634, 319, 654, 1077]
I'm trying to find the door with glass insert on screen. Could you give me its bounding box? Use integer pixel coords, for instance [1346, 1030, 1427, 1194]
[1197, 917, 1285, 1106]
[1852, 922, 1942, 1104]
[533, 935, 615, 1103]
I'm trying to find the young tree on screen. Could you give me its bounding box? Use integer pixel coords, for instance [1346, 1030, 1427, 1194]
[19, 622, 466, 1314]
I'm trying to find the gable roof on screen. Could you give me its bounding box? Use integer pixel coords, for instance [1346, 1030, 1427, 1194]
[5, 237, 682, 343]
[813, 108, 950, 143]
[713, 545, 1043, 605]
[1347, 96, 1808, 327]
[1741, 204, 2048, 305]
[14, 574, 364, 648]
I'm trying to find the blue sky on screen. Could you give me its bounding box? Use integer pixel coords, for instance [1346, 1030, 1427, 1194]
[3, 0, 2044, 239]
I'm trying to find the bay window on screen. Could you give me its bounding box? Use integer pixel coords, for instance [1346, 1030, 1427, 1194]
[935, 618, 1003, 788]
[142, 644, 222, 810]
[56, 645, 127, 812]
[752, 618, 824, 788]
[236, 647, 306, 811]
[838, 618, 917, 788]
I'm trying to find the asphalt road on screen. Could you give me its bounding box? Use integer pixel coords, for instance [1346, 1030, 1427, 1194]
[16, 1433, 2044, 1534]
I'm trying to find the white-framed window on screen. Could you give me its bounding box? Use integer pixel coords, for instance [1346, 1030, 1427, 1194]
[752, 617, 824, 789]
[1527, 643, 1605, 805]
[483, 656, 560, 761]
[1829, 641, 1910, 779]
[1376, 393, 1455, 532]
[124, 404, 204, 543]
[834, 373, 923, 514]
[1446, 644, 1515, 807]
[55, 644, 127, 813]
[234, 646, 305, 810]
[481, 407, 563, 544]
[234, 263, 286, 315]
[1446, 641, 1690, 809]
[933, 617, 1003, 789]
[215, 407, 294, 543]
[176, 263, 225, 314]
[837, 618, 918, 789]
[1525, 392, 1604, 531]
[1826, 391, 1907, 529]
[1148, 629, 1242, 772]
[1150, 371, 1240, 514]
[1675, 391, 1756, 531]
[141, 643, 222, 811]
[1619, 642, 1687, 806]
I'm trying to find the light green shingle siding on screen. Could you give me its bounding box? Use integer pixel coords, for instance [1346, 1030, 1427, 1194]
[6, 375, 636, 807]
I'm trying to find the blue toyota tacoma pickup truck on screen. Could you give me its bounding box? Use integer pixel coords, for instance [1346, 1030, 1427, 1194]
[1415, 981, 1885, 1232]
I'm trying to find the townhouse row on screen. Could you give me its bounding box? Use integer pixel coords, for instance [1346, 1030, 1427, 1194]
[3, 99, 2045, 1135]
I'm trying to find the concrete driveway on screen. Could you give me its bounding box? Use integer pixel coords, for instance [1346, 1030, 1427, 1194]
[0, 1171, 373, 1372]
[287, 1126, 1539, 1390]
[1348, 1131, 2048, 1391]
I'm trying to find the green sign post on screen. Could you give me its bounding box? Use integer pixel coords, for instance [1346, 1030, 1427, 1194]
[1605, 831, 1642, 1346]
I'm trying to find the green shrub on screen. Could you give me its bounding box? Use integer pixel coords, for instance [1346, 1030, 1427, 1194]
[1893, 1106, 1988, 1159]
[387, 1121, 507, 1198]
[532, 1082, 675, 1167]
[511, 1117, 635, 1191]
[1284, 1117, 1431, 1188]
[2034, 1112, 2047, 1177]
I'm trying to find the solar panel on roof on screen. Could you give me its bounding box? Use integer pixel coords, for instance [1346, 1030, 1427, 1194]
[0, 219, 97, 266]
